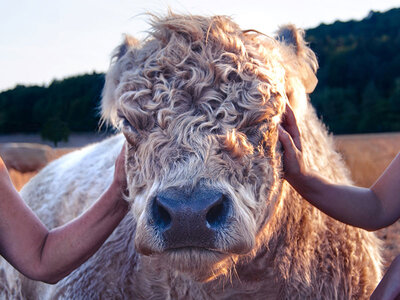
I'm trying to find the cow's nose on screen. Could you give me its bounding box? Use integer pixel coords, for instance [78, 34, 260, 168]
[150, 187, 230, 249]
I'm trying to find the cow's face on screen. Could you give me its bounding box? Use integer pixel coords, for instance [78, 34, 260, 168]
[102, 13, 317, 281]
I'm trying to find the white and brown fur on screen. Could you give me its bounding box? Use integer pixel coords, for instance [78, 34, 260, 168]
[0, 12, 382, 299]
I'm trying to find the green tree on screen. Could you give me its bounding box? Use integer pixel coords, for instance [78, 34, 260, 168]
[40, 117, 70, 147]
[311, 87, 358, 134]
[308, 7, 400, 134]
[358, 81, 389, 132]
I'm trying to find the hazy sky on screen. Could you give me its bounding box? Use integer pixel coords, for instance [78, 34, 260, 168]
[1, 0, 399, 91]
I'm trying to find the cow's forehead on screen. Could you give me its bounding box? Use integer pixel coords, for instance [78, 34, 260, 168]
[116, 44, 285, 131]
[102, 14, 288, 130]
[116, 76, 282, 136]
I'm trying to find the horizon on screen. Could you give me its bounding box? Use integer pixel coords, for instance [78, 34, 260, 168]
[1, 0, 399, 92]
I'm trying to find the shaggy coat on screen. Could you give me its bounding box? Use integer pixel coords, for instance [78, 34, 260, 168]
[0, 13, 382, 299]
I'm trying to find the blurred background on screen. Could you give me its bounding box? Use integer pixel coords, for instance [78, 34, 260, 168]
[0, 0, 399, 188]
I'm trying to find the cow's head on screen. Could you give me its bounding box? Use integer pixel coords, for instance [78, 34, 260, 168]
[102, 12, 317, 281]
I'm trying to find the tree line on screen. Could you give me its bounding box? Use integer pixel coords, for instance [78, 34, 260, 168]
[307, 7, 400, 133]
[0, 73, 105, 145]
[0, 7, 399, 145]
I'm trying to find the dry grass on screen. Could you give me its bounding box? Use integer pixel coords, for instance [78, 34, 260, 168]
[335, 132, 400, 187]
[9, 169, 38, 191]
[8, 134, 400, 270]
[9, 148, 75, 191]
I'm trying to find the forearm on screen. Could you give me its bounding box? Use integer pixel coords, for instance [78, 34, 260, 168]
[0, 165, 50, 280]
[0, 147, 128, 283]
[287, 170, 385, 230]
[37, 182, 128, 283]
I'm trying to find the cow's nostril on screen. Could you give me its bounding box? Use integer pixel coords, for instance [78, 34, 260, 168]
[152, 188, 231, 249]
[206, 195, 229, 228]
[152, 197, 172, 230]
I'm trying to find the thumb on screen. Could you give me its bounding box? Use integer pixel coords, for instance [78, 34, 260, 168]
[114, 143, 127, 193]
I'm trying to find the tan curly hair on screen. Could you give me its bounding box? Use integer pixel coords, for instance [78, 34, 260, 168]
[100, 12, 381, 298]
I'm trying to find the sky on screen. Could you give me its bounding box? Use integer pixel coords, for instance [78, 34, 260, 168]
[1, 0, 399, 92]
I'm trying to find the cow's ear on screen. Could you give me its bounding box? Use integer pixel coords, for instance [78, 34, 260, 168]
[276, 25, 318, 114]
[101, 35, 139, 127]
[277, 25, 318, 93]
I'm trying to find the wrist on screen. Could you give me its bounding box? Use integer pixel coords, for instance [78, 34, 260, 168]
[285, 167, 315, 194]
[285, 163, 309, 185]
[105, 182, 129, 217]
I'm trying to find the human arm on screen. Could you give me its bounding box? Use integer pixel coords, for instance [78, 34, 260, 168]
[278, 104, 400, 231]
[370, 255, 400, 300]
[0, 145, 128, 284]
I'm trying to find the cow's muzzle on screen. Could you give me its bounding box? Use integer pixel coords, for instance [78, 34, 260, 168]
[150, 186, 231, 250]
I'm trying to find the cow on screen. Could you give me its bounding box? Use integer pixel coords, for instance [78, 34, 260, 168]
[0, 12, 382, 299]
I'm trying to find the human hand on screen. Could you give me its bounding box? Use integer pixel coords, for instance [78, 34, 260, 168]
[112, 143, 128, 197]
[278, 104, 306, 183]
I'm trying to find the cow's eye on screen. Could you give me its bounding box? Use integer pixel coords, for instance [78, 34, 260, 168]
[244, 123, 269, 146]
[118, 114, 138, 144]
[120, 117, 136, 132]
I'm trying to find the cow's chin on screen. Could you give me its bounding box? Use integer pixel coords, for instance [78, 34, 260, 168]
[160, 247, 233, 282]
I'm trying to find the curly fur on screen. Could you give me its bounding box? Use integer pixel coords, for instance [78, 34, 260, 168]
[0, 12, 382, 299]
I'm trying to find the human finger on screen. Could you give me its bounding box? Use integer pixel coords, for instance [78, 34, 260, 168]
[282, 104, 302, 152]
[278, 125, 298, 157]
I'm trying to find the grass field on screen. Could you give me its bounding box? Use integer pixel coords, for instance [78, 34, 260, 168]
[6, 132, 400, 269]
[9, 148, 75, 190]
[335, 132, 400, 187]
